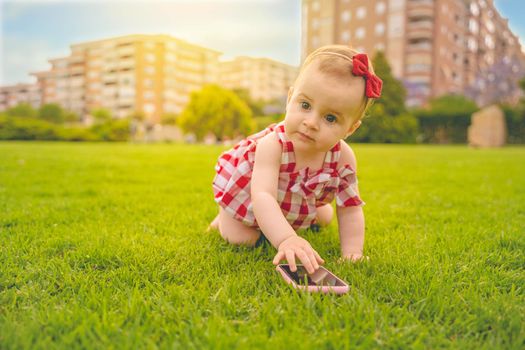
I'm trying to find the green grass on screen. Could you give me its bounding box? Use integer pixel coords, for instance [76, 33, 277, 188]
[1, 141, 524, 349]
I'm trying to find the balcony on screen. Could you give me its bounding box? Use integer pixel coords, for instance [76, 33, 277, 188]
[407, 22, 433, 40]
[405, 64, 433, 79]
[407, 1, 434, 19]
[407, 39, 432, 53]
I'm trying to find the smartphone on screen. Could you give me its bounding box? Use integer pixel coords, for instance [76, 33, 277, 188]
[276, 264, 349, 294]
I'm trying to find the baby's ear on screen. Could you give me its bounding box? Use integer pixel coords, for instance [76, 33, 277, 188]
[287, 87, 294, 104]
[345, 120, 362, 138]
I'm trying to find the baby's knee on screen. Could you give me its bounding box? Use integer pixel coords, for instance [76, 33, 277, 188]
[217, 208, 261, 246]
[316, 204, 334, 226]
[219, 228, 260, 247]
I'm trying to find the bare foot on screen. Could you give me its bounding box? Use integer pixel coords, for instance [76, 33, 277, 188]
[207, 214, 219, 232]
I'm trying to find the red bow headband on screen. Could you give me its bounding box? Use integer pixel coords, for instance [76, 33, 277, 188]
[310, 52, 383, 98]
[352, 53, 383, 98]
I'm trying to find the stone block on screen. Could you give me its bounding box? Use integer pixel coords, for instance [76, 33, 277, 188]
[468, 105, 506, 147]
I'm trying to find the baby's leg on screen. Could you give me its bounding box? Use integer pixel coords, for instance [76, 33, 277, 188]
[316, 203, 334, 226]
[218, 207, 261, 246]
[207, 213, 219, 231]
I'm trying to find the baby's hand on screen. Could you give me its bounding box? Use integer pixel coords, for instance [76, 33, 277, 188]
[339, 254, 370, 263]
[272, 236, 324, 274]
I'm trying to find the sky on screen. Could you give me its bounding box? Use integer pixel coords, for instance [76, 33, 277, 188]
[0, 0, 523, 85]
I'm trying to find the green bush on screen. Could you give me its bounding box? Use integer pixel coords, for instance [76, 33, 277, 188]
[89, 119, 131, 142]
[0, 114, 130, 142]
[253, 114, 284, 132]
[412, 95, 478, 144]
[5, 103, 37, 119]
[351, 105, 419, 143]
[501, 104, 525, 144]
[0, 114, 60, 140]
[56, 127, 98, 142]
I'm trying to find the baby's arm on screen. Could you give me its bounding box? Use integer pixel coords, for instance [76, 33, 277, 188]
[337, 205, 365, 260]
[336, 142, 366, 261]
[251, 133, 324, 273]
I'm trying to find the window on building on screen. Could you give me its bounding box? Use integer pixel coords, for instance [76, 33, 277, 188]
[145, 53, 156, 63]
[485, 35, 494, 49]
[341, 10, 351, 22]
[355, 27, 366, 39]
[144, 103, 155, 114]
[376, 2, 386, 15]
[145, 66, 155, 74]
[486, 20, 494, 33]
[469, 19, 478, 34]
[468, 38, 477, 51]
[356, 6, 366, 19]
[341, 30, 351, 42]
[375, 23, 385, 36]
[470, 2, 479, 16]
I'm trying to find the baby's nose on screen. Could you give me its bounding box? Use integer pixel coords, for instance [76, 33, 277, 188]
[303, 114, 319, 129]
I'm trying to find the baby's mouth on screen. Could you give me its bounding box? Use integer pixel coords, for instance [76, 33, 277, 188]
[298, 131, 315, 142]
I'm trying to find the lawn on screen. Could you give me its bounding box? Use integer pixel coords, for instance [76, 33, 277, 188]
[0, 142, 524, 349]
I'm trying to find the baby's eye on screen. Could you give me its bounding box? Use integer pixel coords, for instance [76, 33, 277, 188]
[325, 114, 337, 123]
[301, 101, 311, 110]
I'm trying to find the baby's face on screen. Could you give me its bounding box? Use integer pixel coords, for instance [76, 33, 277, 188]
[284, 62, 365, 153]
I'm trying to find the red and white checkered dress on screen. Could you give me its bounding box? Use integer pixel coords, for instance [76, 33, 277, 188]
[212, 122, 363, 230]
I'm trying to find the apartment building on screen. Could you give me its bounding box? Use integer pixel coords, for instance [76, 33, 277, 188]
[301, 0, 525, 106]
[219, 57, 299, 102]
[463, 1, 524, 105]
[0, 83, 41, 111]
[30, 34, 222, 122]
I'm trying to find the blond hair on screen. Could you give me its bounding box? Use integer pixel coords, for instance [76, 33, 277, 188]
[298, 45, 376, 120]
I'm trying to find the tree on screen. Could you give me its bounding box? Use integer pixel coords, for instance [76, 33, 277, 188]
[178, 85, 255, 140]
[160, 113, 177, 125]
[519, 78, 525, 107]
[465, 55, 525, 106]
[351, 51, 417, 143]
[371, 51, 407, 116]
[38, 103, 65, 124]
[90, 108, 112, 123]
[6, 103, 37, 118]
[233, 88, 266, 116]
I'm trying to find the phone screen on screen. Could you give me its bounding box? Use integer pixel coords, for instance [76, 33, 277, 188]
[280, 265, 345, 287]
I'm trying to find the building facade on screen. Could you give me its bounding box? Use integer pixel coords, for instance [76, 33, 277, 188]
[301, 0, 525, 106]
[30, 34, 221, 122]
[219, 56, 299, 103]
[2, 34, 299, 121]
[0, 83, 41, 111]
